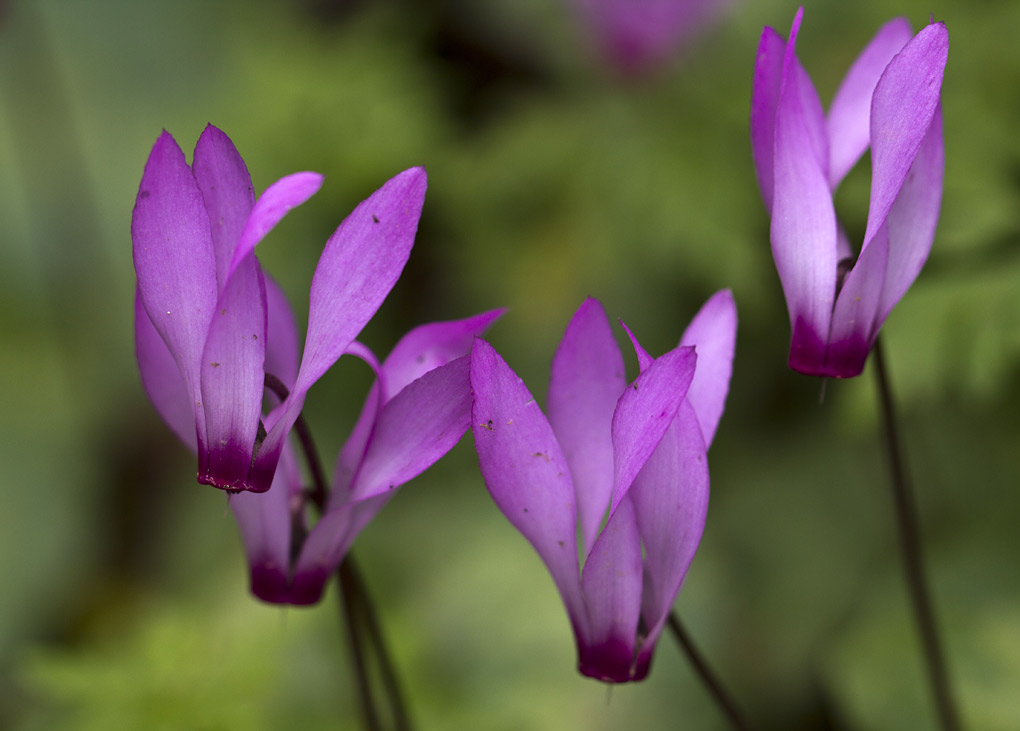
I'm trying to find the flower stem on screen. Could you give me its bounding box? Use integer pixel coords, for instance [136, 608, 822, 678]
[263, 373, 413, 730]
[870, 338, 961, 731]
[668, 611, 754, 731]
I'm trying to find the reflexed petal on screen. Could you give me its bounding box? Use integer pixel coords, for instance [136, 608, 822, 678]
[750, 26, 785, 211]
[192, 124, 255, 290]
[298, 166, 427, 391]
[264, 274, 300, 395]
[863, 21, 948, 249]
[876, 106, 944, 328]
[135, 289, 196, 451]
[228, 171, 324, 278]
[349, 357, 473, 501]
[378, 309, 505, 401]
[132, 130, 218, 411]
[250, 167, 427, 493]
[629, 401, 709, 649]
[470, 338, 586, 630]
[230, 444, 301, 603]
[826, 18, 913, 188]
[828, 224, 889, 377]
[679, 290, 736, 449]
[577, 496, 643, 682]
[609, 343, 696, 516]
[198, 256, 267, 490]
[770, 9, 837, 368]
[547, 298, 626, 556]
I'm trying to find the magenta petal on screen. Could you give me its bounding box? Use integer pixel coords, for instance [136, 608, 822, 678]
[230, 444, 301, 603]
[629, 401, 709, 650]
[826, 18, 913, 189]
[192, 125, 255, 289]
[828, 224, 889, 377]
[547, 298, 626, 556]
[609, 343, 696, 516]
[135, 289, 196, 451]
[132, 131, 218, 413]
[250, 168, 427, 493]
[863, 21, 948, 249]
[470, 338, 586, 632]
[678, 290, 736, 449]
[750, 26, 786, 211]
[264, 274, 300, 395]
[578, 496, 643, 682]
[770, 10, 837, 367]
[377, 309, 506, 401]
[291, 492, 393, 605]
[876, 106, 944, 329]
[297, 167, 427, 391]
[198, 256, 267, 490]
[349, 357, 473, 501]
[228, 171, 324, 278]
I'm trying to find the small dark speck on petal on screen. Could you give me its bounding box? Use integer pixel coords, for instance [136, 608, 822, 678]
[372, 214, 380, 223]
[210, 362, 220, 368]
[416, 355, 425, 364]
[557, 541, 565, 547]
[139, 190, 150, 199]
[221, 309, 227, 315]
[252, 334, 258, 340]
[523, 508, 529, 512]
[632, 383, 638, 390]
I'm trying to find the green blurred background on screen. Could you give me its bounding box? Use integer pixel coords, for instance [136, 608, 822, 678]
[1, 0, 1018, 728]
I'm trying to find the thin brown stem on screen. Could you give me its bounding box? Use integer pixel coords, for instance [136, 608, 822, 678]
[263, 373, 412, 730]
[871, 339, 961, 731]
[668, 612, 754, 731]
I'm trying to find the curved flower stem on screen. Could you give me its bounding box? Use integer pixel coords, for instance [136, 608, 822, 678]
[668, 611, 755, 731]
[871, 339, 961, 731]
[263, 374, 412, 730]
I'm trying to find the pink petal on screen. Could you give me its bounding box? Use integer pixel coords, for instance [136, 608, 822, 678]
[229, 443, 302, 603]
[827, 224, 889, 377]
[862, 21, 948, 250]
[679, 290, 736, 448]
[876, 106, 944, 329]
[826, 18, 914, 189]
[547, 298, 626, 556]
[349, 356, 473, 501]
[250, 167, 427, 493]
[750, 26, 786, 211]
[134, 289, 196, 451]
[770, 9, 837, 372]
[131, 130, 218, 419]
[264, 274, 300, 396]
[227, 171, 324, 279]
[470, 338, 586, 633]
[197, 257, 267, 490]
[629, 401, 709, 651]
[609, 342, 697, 516]
[191, 125, 255, 290]
[577, 496, 643, 682]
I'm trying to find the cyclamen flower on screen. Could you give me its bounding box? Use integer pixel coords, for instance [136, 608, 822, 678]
[471, 292, 736, 682]
[133, 125, 425, 492]
[230, 308, 504, 605]
[751, 8, 948, 377]
[571, 0, 731, 74]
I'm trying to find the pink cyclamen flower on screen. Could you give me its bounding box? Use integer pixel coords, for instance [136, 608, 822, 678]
[751, 8, 948, 377]
[571, 0, 730, 75]
[230, 308, 504, 604]
[471, 292, 736, 682]
[133, 125, 426, 492]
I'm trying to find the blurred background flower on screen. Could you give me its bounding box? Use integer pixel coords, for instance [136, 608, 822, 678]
[1, 0, 1019, 729]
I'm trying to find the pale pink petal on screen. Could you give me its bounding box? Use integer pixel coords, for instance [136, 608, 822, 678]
[470, 338, 586, 633]
[826, 18, 913, 188]
[547, 298, 626, 556]
[679, 290, 736, 448]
